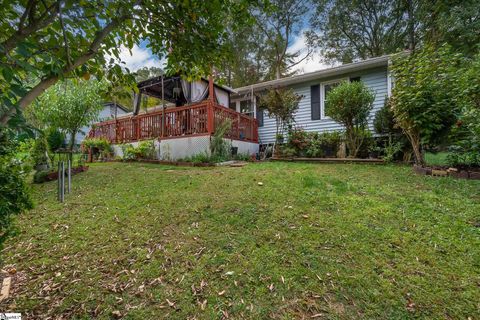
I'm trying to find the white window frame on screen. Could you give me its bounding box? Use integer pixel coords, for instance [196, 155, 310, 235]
[320, 78, 349, 119]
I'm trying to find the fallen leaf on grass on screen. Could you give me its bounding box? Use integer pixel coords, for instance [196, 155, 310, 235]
[112, 310, 122, 318]
[166, 299, 175, 308]
[218, 290, 226, 296]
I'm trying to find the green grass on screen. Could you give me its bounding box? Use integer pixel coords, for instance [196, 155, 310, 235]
[2, 162, 479, 319]
[425, 152, 449, 166]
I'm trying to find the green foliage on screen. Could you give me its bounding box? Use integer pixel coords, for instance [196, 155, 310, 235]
[326, 81, 375, 157]
[1, 0, 253, 127]
[308, 0, 407, 63]
[0, 128, 33, 247]
[136, 140, 156, 160]
[391, 45, 464, 165]
[121, 144, 137, 161]
[35, 79, 106, 150]
[120, 140, 156, 161]
[382, 136, 403, 163]
[82, 138, 112, 153]
[33, 170, 50, 184]
[446, 53, 480, 168]
[257, 88, 302, 141]
[32, 136, 50, 168]
[374, 97, 398, 135]
[211, 120, 232, 160]
[46, 128, 65, 152]
[285, 128, 343, 158]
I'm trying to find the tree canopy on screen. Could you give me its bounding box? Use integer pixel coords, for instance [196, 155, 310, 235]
[0, 0, 253, 126]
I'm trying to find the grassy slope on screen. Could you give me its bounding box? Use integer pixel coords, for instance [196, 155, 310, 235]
[1, 162, 479, 319]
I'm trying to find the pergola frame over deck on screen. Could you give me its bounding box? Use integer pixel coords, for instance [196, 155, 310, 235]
[89, 75, 258, 144]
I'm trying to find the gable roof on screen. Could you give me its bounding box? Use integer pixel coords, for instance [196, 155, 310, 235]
[234, 55, 390, 94]
[104, 102, 130, 113]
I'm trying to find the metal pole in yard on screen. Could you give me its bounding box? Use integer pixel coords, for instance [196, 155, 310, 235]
[61, 161, 65, 203]
[57, 162, 61, 201]
[67, 159, 71, 194]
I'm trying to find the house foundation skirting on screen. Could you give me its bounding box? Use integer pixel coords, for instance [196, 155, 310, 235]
[111, 136, 259, 161]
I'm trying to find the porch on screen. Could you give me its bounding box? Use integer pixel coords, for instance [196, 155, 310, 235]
[87, 75, 258, 160]
[87, 100, 258, 144]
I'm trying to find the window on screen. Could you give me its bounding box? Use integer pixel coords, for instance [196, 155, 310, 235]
[240, 100, 254, 117]
[321, 78, 347, 118]
[229, 101, 237, 110]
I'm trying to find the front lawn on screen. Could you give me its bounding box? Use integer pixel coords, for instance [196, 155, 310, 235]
[1, 162, 479, 319]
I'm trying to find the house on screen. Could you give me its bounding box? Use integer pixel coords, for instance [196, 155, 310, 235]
[75, 102, 129, 145]
[230, 55, 391, 145]
[89, 56, 391, 159]
[88, 76, 259, 160]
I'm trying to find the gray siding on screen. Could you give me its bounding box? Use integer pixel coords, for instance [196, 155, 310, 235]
[257, 67, 388, 144]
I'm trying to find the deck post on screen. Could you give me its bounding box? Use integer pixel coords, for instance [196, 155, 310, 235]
[136, 117, 140, 140]
[207, 102, 214, 134]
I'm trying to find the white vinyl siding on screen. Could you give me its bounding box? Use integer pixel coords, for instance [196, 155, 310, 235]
[257, 67, 388, 144]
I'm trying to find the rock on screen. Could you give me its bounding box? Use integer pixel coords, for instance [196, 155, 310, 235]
[257, 182, 264, 186]
[432, 169, 447, 177]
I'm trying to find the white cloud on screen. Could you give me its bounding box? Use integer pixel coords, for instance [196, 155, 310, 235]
[288, 33, 338, 74]
[107, 45, 164, 71]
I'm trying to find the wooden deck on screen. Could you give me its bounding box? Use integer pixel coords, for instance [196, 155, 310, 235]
[88, 101, 258, 144]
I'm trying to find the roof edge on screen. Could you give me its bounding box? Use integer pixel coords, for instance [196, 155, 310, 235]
[234, 55, 390, 93]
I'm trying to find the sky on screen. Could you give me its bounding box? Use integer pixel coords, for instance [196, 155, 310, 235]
[111, 32, 334, 75]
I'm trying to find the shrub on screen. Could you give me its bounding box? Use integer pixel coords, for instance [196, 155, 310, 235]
[33, 170, 51, 184]
[121, 144, 138, 161]
[325, 81, 375, 157]
[374, 97, 399, 135]
[390, 45, 464, 165]
[211, 119, 232, 161]
[82, 138, 112, 153]
[285, 129, 343, 158]
[120, 140, 157, 161]
[0, 128, 33, 247]
[136, 140, 156, 159]
[46, 128, 65, 152]
[32, 136, 50, 169]
[446, 52, 480, 168]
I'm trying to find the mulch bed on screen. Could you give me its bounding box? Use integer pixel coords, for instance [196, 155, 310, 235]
[42, 166, 89, 182]
[271, 157, 385, 164]
[413, 165, 480, 180]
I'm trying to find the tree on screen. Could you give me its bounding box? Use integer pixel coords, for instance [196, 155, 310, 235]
[0, 128, 33, 248]
[257, 87, 301, 143]
[307, 0, 408, 63]
[390, 45, 463, 166]
[326, 81, 375, 158]
[1, 0, 252, 125]
[253, 0, 312, 80]
[34, 80, 106, 151]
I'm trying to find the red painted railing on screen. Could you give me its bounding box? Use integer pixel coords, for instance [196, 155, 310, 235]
[88, 101, 258, 143]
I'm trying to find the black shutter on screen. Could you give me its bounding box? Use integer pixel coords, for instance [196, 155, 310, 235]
[256, 107, 264, 127]
[311, 85, 320, 120]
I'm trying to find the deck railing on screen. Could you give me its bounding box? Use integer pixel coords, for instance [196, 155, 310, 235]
[88, 101, 258, 144]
